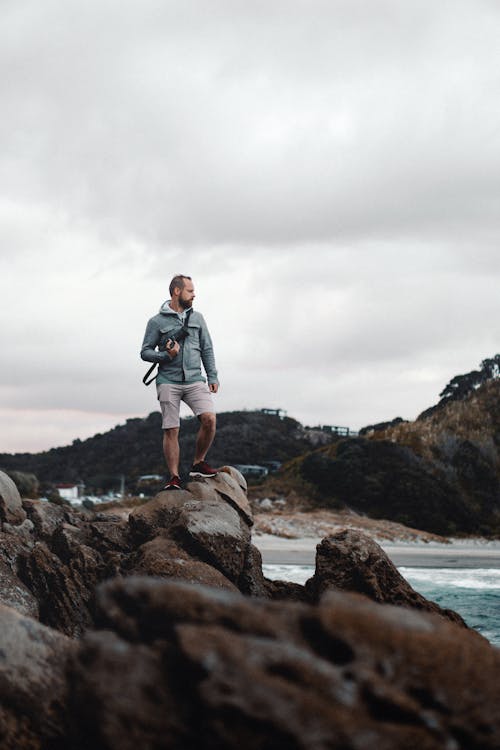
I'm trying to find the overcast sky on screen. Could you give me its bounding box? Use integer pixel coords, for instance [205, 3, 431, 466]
[1, 0, 499, 454]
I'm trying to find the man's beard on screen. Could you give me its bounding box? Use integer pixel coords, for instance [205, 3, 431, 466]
[179, 297, 192, 310]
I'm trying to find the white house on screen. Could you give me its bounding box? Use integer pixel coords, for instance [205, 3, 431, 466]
[55, 483, 80, 501]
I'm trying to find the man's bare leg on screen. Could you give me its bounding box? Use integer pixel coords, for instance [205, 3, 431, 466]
[163, 427, 180, 476]
[193, 412, 216, 464]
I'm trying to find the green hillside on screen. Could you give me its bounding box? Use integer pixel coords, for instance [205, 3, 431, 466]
[265, 371, 500, 536]
[0, 411, 319, 493]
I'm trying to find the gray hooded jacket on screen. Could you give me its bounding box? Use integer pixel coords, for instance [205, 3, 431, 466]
[141, 301, 219, 386]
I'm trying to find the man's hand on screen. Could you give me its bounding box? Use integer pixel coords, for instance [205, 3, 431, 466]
[209, 383, 219, 393]
[166, 339, 180, 358]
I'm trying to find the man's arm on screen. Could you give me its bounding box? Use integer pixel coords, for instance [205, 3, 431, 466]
[198, 314, 219, 389]
[140, 318, 173, 363]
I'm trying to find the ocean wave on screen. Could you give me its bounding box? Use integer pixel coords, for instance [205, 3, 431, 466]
[399, 567, 500, 590]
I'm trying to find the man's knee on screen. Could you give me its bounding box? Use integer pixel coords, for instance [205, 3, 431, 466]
[163, 426, 180, 438]
[198, 412, 216, 429]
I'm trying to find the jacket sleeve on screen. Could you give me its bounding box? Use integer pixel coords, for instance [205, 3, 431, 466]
[140, 318, 171, 363]
[198, 315, 219, 385]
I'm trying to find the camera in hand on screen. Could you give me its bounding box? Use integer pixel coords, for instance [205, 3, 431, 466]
[163, 326, 190, 350]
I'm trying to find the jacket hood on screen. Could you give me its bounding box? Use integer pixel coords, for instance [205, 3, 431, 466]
[159, 300, 174, 314]
[159, 300, 194, 315]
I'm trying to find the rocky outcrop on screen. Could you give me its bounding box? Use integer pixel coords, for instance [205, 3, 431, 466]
[0, 464, 499, 748]
[305, 529, 467, 627]
[0, 467, 253, 634]
[66, 577, 500, 750]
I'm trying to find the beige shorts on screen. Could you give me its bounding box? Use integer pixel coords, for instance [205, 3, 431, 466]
[156, 382, 215, 429]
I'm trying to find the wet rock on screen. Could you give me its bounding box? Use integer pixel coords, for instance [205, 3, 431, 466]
[306, 529, 467, 627]
[0, 602, 75, 749]
[68, 577, 500, 750]
[0, 470, 26, 526]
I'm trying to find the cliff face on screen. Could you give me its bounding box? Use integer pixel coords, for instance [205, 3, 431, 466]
[372, 379, 500, 534]
[288, 380, 500, 536]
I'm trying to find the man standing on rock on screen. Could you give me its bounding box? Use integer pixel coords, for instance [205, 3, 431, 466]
[141, 274, 219, 490]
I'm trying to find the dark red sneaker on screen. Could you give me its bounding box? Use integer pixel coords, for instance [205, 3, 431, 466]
[189, 461, 218, 478]
[163, 475, 182, 490]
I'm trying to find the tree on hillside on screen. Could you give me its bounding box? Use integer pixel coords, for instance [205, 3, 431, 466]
[439, 354, 500, 404]
[419, 354, 500, 420]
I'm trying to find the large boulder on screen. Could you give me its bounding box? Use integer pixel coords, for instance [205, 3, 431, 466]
[129, 475, 253, 585]
[67, 577, 500, 750]
[305, 529, 467, 627]
[187, 466, 253, 526]
[0, 470, 26, 526]
[170, 497, 250, 583]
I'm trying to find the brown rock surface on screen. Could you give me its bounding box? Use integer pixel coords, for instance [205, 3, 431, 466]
[171, 497, 251, 583]
[128, 490, 192, 543]
[195, 465, 253, 526]
[124, 537, 239, 591]
[68, 577, 500, 750]
[0, 602, 76, 749]
[306, 529, 467, 627]
[18, 540, 102, 636]
[0, 465, 496, 748]
[0, 558, 39, 618]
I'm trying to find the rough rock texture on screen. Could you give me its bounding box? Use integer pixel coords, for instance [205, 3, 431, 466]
[0, 464, 498, 748]
[124, 537, 239, 591]
[0, 603, 76, 749]
[67, 577, 500, 750]
[0, 469, 476, 637]
[0, 467, 255, 634]
[0, 469, 27, 526]
[305, 529, 467, 627]
[0, 558, 39, 618]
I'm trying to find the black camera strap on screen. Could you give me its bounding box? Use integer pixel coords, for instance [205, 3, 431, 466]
[142, 307, 193, 386]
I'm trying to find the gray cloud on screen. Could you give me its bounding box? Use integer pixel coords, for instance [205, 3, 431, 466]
[1, 0, 499, 451]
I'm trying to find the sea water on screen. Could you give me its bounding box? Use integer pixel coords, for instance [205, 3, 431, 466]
[262, 564, 500, 647]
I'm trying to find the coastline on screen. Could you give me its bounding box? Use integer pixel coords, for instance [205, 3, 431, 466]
[253, 533, 500, 568]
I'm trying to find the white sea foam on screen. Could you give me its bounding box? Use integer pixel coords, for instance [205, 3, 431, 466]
[400, 567, 500, 590]
[262, 564, 313, 585]
[262, 563, 500, 646]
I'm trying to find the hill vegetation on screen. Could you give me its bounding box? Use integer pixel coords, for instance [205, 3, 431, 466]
[0, 411, 323, 494]
[1, 355, 499, 536]
[263, 358, 500, 537]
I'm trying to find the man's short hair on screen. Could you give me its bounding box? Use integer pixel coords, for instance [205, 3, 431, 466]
[169, 274, 192, 297]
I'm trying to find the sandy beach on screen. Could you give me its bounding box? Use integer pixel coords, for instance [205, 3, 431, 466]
[254, 533, 500, 568]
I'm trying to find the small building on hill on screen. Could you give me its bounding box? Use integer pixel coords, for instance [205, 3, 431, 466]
[260, 408, 287, 419]
[55, 483, 80, 501]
